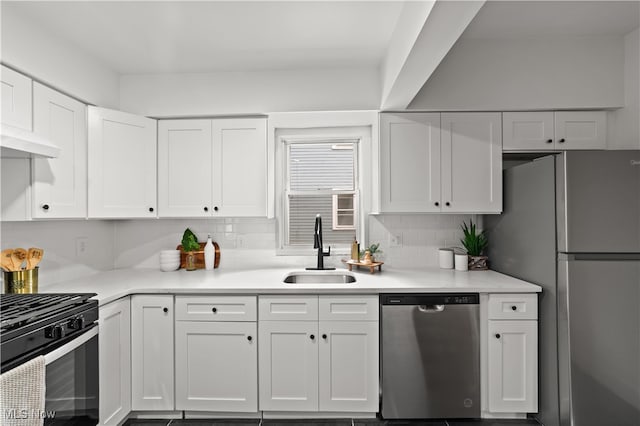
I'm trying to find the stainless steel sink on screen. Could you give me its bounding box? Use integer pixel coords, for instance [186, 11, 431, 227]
[283, 271, 356, 284]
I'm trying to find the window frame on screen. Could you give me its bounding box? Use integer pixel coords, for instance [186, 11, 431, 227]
[280, 136, 361, 254]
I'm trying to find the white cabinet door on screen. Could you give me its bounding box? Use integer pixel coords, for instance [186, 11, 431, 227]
[1, 65, 32, 131]
[441, 113, 502, 213]
[502, 112, 554, 151]
[175, 321, 257, 412]
[32, 83, 87, 218]
[212, 118, 267, 216]
[1, 158, 31, 221]
[158, 120, 212, 217]
[131, 295, 174, 411]
[554, 111, 606, 150]
[379, 113, 441, 213]
[99, 298, 131, 426]
[318, 321, 379, 412]
[488, 320, 538, 413]
[88, 106, 157, 218]
[258, 321, 318, 411]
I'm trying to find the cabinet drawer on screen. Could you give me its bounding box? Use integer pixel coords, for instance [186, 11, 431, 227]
[175, 296, 256, 321]
[259, 296, 318, 321]
[488, 294, 538, 320]
[319, 295, 379, 321]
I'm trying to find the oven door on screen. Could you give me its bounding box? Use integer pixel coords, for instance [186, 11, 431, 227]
[43, 326, 99, 426]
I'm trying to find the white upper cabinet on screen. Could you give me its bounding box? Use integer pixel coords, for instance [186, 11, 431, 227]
[88, 106, 157, 218]
[32, 83, 87, 218]
[380, 113, 441, 213]
[1, 65, 32, 131]
[441, 113, 502, 213]
[554, 111, 606, 150]
[158, 119, 212, 217]
[503, 111, 606, 151]
[380, 112, 502, 213]
[212, 118, 267, 216]
[158, 117, 267, 217]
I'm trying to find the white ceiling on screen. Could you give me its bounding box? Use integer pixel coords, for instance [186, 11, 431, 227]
[462, 0, 639, 39]
[3, 1, 639, 76]
[2, 1, 405, 74]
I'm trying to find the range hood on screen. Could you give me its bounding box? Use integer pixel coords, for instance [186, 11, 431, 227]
[1, 124, 60, 158]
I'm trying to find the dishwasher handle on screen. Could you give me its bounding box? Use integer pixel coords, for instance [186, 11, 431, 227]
[418, 304, 445, 313]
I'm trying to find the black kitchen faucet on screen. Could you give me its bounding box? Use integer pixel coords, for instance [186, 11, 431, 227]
[306, 214, 335, 270]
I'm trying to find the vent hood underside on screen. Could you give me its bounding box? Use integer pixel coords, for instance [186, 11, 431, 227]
[0, 124, 60, 158]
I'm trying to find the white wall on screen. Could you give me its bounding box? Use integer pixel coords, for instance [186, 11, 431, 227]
[408, 35, 625, 110]
[0, 3, 120, 108]
[0, 220, 115, 288]
[608, 28, 640, 149]
[119, 67, 380, 117]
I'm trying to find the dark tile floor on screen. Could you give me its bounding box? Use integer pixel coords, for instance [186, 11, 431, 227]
[125, 417, 540, 426]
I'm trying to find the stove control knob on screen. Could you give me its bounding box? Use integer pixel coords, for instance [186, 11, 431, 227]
[68, 316, 85, 330]
[45, 324, 67, 339]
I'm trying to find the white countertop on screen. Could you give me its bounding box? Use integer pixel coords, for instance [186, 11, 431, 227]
[44, 262, 541, 306]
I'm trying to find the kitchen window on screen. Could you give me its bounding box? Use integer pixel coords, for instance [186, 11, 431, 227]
[283, 139, 359, 250]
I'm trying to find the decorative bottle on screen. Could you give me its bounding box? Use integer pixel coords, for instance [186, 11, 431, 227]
[204, 235, 215, 271]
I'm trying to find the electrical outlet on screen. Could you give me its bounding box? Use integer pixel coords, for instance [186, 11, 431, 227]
[76, 237, 89, 258]
[390, 234, 402, 247]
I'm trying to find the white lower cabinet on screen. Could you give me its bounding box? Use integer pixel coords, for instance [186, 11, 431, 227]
[99, 297, 131, 426]
[318, 321, 379, 412]
[258, 295, 379, 414]
[131, 295, 174, 411]
[486, 293, 538, 414]
[175, 320, 258, 412]
[258, 321, 319, 411]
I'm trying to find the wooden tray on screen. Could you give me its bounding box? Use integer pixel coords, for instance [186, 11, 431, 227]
[176, 242, 220, 269]
[341, 258, 384, 274]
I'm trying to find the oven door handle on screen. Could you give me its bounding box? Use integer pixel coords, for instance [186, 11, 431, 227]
[44, 325, 98, 366]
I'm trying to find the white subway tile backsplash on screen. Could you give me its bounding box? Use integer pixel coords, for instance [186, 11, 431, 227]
[367, 214, 476, 268]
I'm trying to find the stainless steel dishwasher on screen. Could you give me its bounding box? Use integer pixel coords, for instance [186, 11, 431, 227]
[381, 293, 480, 419]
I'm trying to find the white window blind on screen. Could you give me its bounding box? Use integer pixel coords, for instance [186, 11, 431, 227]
[285, 141, 358, 247]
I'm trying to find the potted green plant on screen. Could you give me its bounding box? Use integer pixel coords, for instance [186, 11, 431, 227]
[460, 220, 489, 270]
[360, 243, 382, 263]
[181, 228, 201, 271]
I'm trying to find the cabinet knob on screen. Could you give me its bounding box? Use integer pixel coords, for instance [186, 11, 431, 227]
[559, 138, 566, 143]
[204, 206, 209, 212]
[511, 305, 517, 311]
[42, 204, 50, 211]
[149, 207, 154, 212]
[214, 206, 219, 212]
[495, 333, 501, 339]
[322, 334, 327, 340]
[247, 335, 252, 342]
[212, 307, 217, 313]
[445, 202, 451, 207]
[546, 139, 553, 144]
[163, 307, 168, 313]
[435, 202, 440, 207]
[310, 334, 315, 340]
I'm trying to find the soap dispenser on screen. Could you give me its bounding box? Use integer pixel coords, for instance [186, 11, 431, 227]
[204, 234, 215, 270]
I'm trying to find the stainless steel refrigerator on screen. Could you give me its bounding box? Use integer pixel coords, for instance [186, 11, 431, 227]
[484, 150, 640, 426]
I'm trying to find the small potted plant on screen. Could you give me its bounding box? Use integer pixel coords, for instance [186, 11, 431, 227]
[460, 220, 489, 270]
[181, 228, 201, 271]
[360, 243, 382, 263]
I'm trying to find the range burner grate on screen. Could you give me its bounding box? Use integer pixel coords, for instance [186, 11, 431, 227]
[0, 293, 97, 332]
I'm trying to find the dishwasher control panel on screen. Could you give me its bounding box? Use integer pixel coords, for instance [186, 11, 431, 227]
[380, 293, 479, 305]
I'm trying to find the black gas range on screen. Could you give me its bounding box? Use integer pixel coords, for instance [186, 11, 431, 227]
[1, 293, 99, 426]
